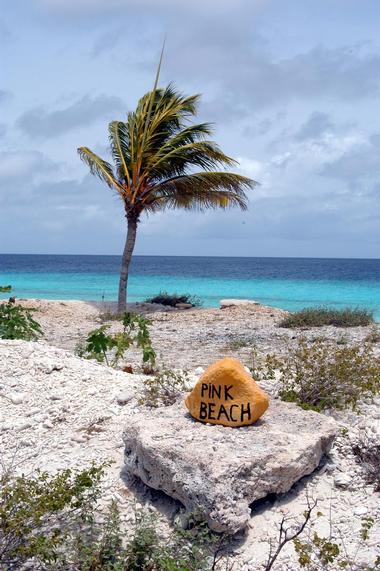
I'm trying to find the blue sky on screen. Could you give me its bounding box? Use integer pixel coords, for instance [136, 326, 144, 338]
[1, 0, 380, 258]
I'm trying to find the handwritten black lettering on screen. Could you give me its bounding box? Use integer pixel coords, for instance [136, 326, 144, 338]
[201, 384, 208, 398]
[211, 384, 221, 399]
[199, 401, 208, 419]
[224, 385, 234, 400]
[230, 404, 239, 422]
[217, 404, 230, 422]
[240, 403, 251, 422]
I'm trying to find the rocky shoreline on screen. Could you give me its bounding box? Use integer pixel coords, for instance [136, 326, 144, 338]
[0, 300, 379, 570]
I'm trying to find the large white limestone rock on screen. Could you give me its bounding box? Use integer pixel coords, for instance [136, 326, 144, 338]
[123, 400, 337, 533]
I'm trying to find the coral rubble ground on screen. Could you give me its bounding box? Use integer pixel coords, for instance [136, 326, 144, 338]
[0, 300, 379, 570]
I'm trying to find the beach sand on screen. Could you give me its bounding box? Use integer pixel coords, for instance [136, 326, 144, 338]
[1, 299, 379, 570]
[11, 298, 379, 369]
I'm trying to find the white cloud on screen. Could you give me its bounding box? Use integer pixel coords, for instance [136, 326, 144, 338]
[17, 95, 125, 139]
[0, 150, 57, 182]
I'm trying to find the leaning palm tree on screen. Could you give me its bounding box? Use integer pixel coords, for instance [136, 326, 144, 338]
[78, 86, 256, 312]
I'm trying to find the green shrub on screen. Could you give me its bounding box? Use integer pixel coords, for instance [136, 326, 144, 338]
[293, 516, 378, 570]
[265, 498, 379, 571]
[352, 439, 380, 492]
[225, 335, 257, 351]
[78, 312, 156, 369]
[0, 464, 222, 570]
[145, 292, 201, 308]
[0, 299, 43, 340]
[139, 369, 191, 407]
[0, 464, 105, 568]
[0, 285, 12, 293]
[260, 338, 380, 411]
[279, 307, 374, 328]
[98, 311, 126, 323]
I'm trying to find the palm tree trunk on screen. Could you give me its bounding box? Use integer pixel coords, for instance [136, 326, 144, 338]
[117, 217, 138, 313]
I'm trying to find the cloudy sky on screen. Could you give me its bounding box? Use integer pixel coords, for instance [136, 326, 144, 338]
[1, 0, 380, 258]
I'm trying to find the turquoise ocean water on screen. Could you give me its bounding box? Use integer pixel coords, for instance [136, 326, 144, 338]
[1, 254, 379, 321]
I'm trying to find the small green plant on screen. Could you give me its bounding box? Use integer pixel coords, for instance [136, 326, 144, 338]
[79, 312, 156, 368]
[0, 464, 105, 568]
[265, 497, 379, 571]
[98, 311, 126, 323]
[279, 307, 374, 328]
[258, 338, 380, 411]
[139, 369, 191, 407]
[145, 291, 201, 308]
[0, 285, 12, 293]
[293, 516, 377, 570]
[0, 299, 43, 340]
[225, 335, 255, 351]
[352, 438, 380, 492]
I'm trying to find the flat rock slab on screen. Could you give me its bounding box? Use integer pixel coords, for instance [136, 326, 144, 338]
[220, 299, 259, 308]
[123, 400, 337, 534]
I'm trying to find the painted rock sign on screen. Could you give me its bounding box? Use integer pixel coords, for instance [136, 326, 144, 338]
[185, 357, 269, 427]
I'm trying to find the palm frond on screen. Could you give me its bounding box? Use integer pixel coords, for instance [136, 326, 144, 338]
[78, 83, 257, 217]
[77, 147, 122, 192]
[144, 172, 256, 212]
[141, 40, 166, 152]
[144, 122, 212, 168]
[135, 86, 201, 158]
[108, 121, 131, 183]
[144, 140, 238, 182]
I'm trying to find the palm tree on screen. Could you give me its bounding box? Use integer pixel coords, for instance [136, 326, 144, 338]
[78, 86, 256, 312]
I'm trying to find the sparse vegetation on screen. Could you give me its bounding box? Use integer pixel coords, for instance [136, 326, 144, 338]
[259, 338, 380, 411]
[224, 335, 255, 350]
[0, 298, 43, 340]
[352, 437, 380, 492]
[0, 464, 228, 570]
[0, 285, 12, 293]
[98, 310, 126, 323]
[265, 496, 379, 571]
[78, 312, 156, 369]
[292, 515, 379, 570]
[364, 326, 380, 344]
[145, 291, 202, 308]
[279, 307, 374, 328]
[139, 369, 191, 407]
[0, 464, 105, 568]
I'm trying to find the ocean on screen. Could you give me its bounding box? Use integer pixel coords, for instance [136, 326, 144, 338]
[1, 254, 379, 321]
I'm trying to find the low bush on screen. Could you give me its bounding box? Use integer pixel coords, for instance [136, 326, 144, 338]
[145, 291, 201, 308]
[259, 337, 380, 411]
[265, 496, 379, 571]
[139, 369, 191, 407]
[0, 464, 225, 570]
[0, 464, 105, 568]
[98, 311, 126, 323]
[0, 298, 43, 340]
[225, 335, 256, 350]
[293, 517, 379, 570]
[352, 437, 380, 492]
[78, 312, 156, 369]
[279, 307, 374, 328]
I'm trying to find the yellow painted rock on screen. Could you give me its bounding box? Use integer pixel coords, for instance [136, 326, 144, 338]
[185, 357, 269, 427]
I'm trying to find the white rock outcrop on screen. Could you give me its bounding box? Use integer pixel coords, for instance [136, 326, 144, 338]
[220, 299, 259, 309]
[123, 400, 337, 533]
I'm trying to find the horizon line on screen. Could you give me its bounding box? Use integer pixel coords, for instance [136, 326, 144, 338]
[1, 253, 380, 261]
